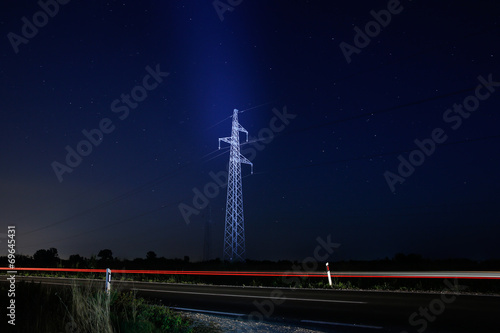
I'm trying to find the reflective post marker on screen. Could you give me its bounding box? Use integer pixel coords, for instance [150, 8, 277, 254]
[326, 262, 332, 287]
[105, 268, 111, 294]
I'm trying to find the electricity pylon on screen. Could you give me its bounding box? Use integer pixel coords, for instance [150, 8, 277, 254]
[203, 205, 212, 262]
[218, 109, 253, 262]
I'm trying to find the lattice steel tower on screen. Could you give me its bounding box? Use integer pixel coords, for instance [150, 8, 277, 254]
[218, 109, 253, 262]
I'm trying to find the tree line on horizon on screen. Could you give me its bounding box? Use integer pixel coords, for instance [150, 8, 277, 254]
[1, 248, 499, 271]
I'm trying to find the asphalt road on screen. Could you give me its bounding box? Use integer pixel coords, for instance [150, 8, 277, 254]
[330, 271, 500, 279]
[7, 276, 500, 332]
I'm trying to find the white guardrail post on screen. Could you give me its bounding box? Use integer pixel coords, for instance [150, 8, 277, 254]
[105, 268, 111, 294]
[326, 262, 332, 287]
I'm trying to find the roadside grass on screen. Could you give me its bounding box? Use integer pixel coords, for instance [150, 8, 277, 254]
[5, 271, 500, 294]
[1, 280, 68, 332]
[0, 281, 221, 333]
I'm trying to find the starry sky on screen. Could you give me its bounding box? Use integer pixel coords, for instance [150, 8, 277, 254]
[1, 0, 499, 262]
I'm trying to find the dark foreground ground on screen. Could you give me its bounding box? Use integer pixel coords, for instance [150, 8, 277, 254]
[2, 276, 498, 333]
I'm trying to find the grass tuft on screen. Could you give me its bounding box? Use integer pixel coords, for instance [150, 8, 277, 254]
[1, 281, 219, 332]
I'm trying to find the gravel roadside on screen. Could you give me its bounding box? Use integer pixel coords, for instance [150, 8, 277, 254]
[181, 311, 332, 333]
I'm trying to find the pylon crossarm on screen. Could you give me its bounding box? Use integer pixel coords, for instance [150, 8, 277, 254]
[237, 123, 248, 136]
[219, 137, 232, 149]
[239, 155, 253, 174]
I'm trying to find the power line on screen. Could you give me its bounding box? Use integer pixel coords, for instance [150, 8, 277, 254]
[204, 99, 278, 131]
[21, 133, 229, 235]
[17, 196, 188, 251]
[238, 100, 277, 114]
[252, 134, 500, 175]
[21, 81, 492, 237]
[20, 160, 196, 236]
[332, 25, 499, 84]
[23, 132, 499, 250]
[284, 86, 476, 139]
[233, 83, 485, 149]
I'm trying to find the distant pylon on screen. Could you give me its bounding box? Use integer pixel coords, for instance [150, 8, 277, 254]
[218, 109, 253, 262]
[203, 205, 212, 262]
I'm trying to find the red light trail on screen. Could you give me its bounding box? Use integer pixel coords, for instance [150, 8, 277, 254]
[1, 267, 500, 279]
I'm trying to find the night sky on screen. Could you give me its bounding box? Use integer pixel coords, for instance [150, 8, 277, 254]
[1, 1, 499, 262]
